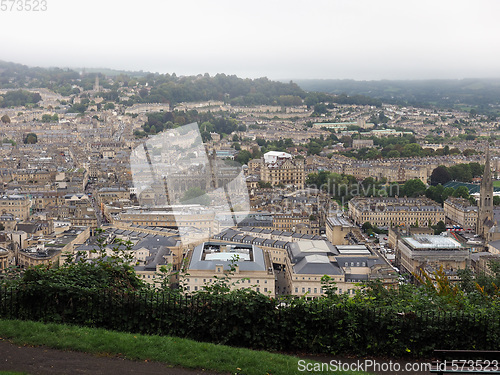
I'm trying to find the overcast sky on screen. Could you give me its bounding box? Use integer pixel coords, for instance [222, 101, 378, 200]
[1, 0, 499, 80]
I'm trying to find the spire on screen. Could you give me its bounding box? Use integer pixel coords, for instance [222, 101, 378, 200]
[477, 144, 494, 238]
[485, 144, 491, 176]
[482, 144, 492, 190]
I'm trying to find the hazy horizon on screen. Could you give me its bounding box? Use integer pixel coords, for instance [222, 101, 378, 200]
[2, 0, 500, 81]
[6, 59, 500, 82]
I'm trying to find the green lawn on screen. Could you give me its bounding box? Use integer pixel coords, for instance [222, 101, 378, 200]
[0, 320, 364, 375]
[493, 180, 500, 188]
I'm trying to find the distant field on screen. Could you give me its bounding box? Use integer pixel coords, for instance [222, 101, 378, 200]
[493, 180, 500, 187]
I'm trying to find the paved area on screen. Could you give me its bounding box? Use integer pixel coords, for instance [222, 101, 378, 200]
[0, 340, 223, 375]
[0, 338, 433, 375]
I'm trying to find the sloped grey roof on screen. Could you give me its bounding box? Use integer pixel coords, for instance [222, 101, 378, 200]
[287, 241, 338, 263]
[263, 239, 276, 246]
[252, 238, 266, 245]
[132, 236, 176, 250]
[141, 246, 171, 271]
[488, 240, 500, 251]
[294, 254, 343, 275]
[345, 273, 369, 281]
[274, 240, 288, 248]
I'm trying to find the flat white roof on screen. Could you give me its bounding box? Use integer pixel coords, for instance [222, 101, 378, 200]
[337, 248, 371, 255]
[404, 235, 462, 249]
[205, 253, 251, 261]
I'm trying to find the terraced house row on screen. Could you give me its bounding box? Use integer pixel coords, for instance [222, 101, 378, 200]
[348, 197, 445, 228]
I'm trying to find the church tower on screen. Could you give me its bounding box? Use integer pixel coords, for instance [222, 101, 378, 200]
[94, 76, 100, 92]
[477, 146, 494, 237]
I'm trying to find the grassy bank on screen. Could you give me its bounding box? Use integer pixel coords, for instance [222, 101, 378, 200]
[0, 320, 363, 375]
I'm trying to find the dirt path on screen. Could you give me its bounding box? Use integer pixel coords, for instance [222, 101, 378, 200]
[0, 340, 223, 375]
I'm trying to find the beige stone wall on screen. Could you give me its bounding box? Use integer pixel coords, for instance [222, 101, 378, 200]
[444, 199, 477, 229]
[349, 198, 444, 228]
[183, 269, 275, 295]
[326, 221, 350, 245]
[0, 196, 31, 221]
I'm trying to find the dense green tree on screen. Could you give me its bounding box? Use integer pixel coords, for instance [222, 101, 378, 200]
[41, 113, 59, 122]
[453, 186, 471, 199]
[277, 95, 302, 106]
[362, 222, 373, 231]
[425, 184, 445, 203]
[366, 148, 381, 159]
[313, 103, 328, 115]
[251, 145, 261, 159]
[23, 132, 37, 144]
[469, 162, 483, 178]
[462, 149, 477, 156]
[442, 187, 455, 201]
[430, 165, 452, 185]
[0, 90, 41, 107]
[340, 135, 352, 148]
[402, 179, 426, 197]
[401, 143, 423, 157]
[68, 102, 88, 113]
[449, 164, 472, 182]
[306, 170, 332, 188]
[235, 150, 252, 165]
[386, 149, 400, 158]
[307, 141, 323, 155]
[433, 220, 447, 235]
